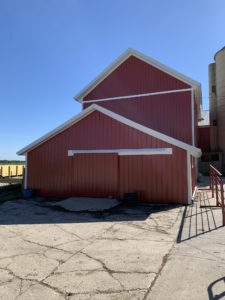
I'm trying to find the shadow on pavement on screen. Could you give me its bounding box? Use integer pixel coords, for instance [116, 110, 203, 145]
[208, 277, 225, 300]
[177, 190, 223, 243]
[0, 197, 182, 225]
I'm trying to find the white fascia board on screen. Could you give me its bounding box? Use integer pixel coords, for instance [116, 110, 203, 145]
[93, 105, 202, 157]
[74, 48, 202, 103]
[18, 104, 202, 157]
[80, 88, 192, 104]
[68, 148, 173, 156]
[130, 48, 201, 88]
[74, 49, 131, 102]
[17, 105, 96, 155]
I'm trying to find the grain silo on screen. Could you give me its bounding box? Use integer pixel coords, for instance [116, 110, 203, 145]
[199, 48, 225, 174]
[214, 47, 225, 171]
[209, 63, 218, 151]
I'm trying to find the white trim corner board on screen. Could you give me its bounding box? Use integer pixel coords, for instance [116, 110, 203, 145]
[24, 154, 28, 189]
[191, 88, 195, 146]
[187, 152, 192, 204]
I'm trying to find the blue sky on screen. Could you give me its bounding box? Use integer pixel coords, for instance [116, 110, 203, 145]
[0, 0, 225, 160]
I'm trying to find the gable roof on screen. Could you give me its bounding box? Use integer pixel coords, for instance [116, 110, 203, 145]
[74, 48, 202, 107]
[17, 104, 201, 157]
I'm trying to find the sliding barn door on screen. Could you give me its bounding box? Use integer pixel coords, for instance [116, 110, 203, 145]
[72, 153, 118, 198]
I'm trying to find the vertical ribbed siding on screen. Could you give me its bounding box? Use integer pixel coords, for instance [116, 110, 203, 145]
[83, 55, 192, 144]
[119, 148, 187, 204]
[27, 110, 188, 203]
[198, 127, 210, 152]
[84, 56, 190, 100]
[84, 92, 192, 144]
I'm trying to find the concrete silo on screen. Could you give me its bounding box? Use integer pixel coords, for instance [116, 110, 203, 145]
[214, 47, 225, 171]
[209, 63, 218, 151]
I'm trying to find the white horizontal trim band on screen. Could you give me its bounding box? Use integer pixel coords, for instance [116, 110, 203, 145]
[68, 148, 173, 156]
[81, 88, 192, 103]
[17, 104, 201, 157]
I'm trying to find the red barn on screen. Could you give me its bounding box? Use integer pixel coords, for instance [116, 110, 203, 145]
[18, 49, 202, 204]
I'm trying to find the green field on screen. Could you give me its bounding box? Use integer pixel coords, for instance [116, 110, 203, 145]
[0, 160, 25, 165]
[0, 178, 23, 184]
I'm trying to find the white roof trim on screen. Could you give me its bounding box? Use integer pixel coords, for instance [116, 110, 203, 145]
[68, 148, 173, 156]
[80, 88, 192, 104]
[74, 48, 202, 104]
[17, 104, 201, 157]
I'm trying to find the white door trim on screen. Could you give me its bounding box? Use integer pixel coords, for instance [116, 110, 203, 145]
[68, 148, 173, 156]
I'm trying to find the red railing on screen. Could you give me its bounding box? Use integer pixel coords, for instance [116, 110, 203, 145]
[209, 164, 225, 226]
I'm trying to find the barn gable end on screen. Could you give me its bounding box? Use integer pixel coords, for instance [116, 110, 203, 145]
[83, 55, 191, 101]
[75, 48, 201, 105]
[18, 48, 202, 205]
[74, 49, 201, 145]
[26, 109, 189, 203]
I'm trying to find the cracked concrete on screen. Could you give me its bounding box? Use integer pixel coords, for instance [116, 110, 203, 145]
[0, 198, 182, 299]
[146, 189, 225, 300]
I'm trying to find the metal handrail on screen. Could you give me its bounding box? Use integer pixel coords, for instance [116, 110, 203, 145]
[209, 164, 225, 226]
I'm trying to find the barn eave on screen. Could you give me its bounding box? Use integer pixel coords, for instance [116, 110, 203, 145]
[17, 104, 201, 158]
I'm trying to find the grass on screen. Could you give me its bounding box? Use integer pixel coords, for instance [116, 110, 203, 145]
[0, 160, 25, 165]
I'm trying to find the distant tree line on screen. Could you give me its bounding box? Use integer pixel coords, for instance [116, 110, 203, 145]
[0, 160, 25, 165]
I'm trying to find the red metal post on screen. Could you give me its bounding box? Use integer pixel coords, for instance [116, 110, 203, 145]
[215, 175, 219, 206]
[220, 181, 225, 226]
[210, 168, 212, 190]
[212, 170, 214, 198]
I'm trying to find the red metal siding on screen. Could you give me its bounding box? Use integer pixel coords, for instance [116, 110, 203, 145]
[84, 56, 190, 100]
[83, 56, 192, 144]
[27, 111, 188, 204]
[72, 154, 118, 198]
[198, 127, 210, 152]
[119, 148, 187, 203]
[84, 92, 192, 144]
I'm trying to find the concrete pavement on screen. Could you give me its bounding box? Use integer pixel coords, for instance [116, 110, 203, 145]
[0, 198, 183, 299]
[146, 189, 225, 300]
[1, 187, 224, 300]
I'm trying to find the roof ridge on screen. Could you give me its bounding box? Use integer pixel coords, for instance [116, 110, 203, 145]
[74, 48, 201, 102]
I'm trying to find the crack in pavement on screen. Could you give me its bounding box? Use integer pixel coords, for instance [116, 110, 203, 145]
[54, 224, 83, 241]
[79, 251, 126, 290]
[0, 266, 66, 299]
[142, 207, 184, 300]
[0, 202, 183, 299]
